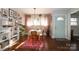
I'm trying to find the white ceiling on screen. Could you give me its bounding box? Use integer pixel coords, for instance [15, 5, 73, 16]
[17, 8, 52, 14]
[16, 8, 71, 14]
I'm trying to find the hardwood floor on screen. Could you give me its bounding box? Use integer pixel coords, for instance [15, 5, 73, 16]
[5, 36, 70, 51]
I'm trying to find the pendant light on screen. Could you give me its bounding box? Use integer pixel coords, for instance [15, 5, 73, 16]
[39, 14, 42, 26]
[33, 8, 36, 26]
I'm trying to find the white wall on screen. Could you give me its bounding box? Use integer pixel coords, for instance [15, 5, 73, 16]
[70, 8, 79, 14]
[19, 13, 25, 25]
[17, 10, 25, 25]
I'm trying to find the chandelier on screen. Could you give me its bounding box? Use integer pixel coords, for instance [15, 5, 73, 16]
[32, 8, 41, 26]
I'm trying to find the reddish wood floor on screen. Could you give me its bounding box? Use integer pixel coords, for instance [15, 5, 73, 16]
[5, 36, 70, 51]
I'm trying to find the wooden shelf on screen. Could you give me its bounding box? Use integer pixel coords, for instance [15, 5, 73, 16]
[11, 34, 18, 39]
[2, 25, 13, 27]
[0, 45, 9, 51]
[9, 40, 17, 47]
[0, 38, 9, 43]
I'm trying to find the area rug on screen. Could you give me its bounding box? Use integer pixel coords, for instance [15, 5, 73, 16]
[16, 37, 48, 51]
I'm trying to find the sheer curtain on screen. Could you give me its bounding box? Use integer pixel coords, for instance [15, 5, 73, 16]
[27, 15, 48, 27]
[27, 18, 33, 27]
[40, 16, 48, 26]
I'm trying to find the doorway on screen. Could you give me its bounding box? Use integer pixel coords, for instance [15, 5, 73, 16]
[70, 11, 79, 50]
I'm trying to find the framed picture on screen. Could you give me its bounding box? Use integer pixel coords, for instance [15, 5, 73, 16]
[13, 11, 17, 19]
[9, 8, 14, 17]
[9, 9, 17, 19]
[0, 8, 2, 16]
[1, 8, 8, 17]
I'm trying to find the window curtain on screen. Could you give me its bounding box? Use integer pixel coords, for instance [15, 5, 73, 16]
[26, 15, 48, 27]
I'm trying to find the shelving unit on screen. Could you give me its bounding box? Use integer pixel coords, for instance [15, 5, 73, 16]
[0, 8, 21, 50]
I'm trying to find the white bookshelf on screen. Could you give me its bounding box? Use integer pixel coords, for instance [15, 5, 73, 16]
[0, 8, 20, 51]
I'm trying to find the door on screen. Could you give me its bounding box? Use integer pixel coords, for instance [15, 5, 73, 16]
[55, 14, 66, 38]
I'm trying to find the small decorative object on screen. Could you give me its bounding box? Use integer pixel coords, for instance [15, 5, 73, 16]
[14, 26, 17, 30]
[13, 11, 17, 19]
[9, 18, 13, 22]
[19, 16, 22, 19]
[2, 33, 8, 40]
[2, 36, 7, 40]
[1, 40, 9, 48]
[0, 35, 2, 41]
[0, 44, 2, 49]
[0, 33, 8, 40]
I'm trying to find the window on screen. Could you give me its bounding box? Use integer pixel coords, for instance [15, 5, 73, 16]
[57, 17, 64, 21]
[27, 18, 33, 27]
[33, 18, 40, 26]
[40, 17, 48, 26]
[27, 15, 48, 27]
[70, 18, 77, 26]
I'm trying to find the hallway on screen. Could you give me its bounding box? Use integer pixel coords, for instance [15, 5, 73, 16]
[1, 8, 79, 51]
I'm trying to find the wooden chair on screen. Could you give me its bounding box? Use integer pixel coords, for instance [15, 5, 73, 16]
[30, 31, 39, 41]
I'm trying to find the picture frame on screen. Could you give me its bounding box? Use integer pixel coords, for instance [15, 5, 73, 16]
[9, 8, 14, 17]
[0, 8, 2, 16]
[1, 8, 8, 17]
[13, 11, 17, 19]
[9, 8, 17, 19]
